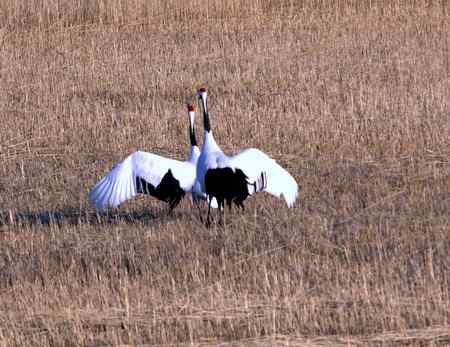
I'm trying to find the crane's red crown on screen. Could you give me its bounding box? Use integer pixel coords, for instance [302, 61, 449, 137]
[187, 103, 195, 112]
[198, 86, 207, 93]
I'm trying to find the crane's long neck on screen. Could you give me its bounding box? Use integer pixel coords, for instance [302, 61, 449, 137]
[203, 130, 221, 153]
[199, 93, 222, 153]
[188, 110, 197, 147]
[190, 127, 197, 147]
[199, 93, 211, 133]
[187, 108, 200, 162]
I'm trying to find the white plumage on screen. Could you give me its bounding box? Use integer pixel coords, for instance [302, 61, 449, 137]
[89, 104, 216, 211]
[217, 148, 298, 207]
[195, 87, 299, 222]
[89, 150, 197, 210]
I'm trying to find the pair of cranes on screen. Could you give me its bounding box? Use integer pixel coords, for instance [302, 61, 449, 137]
[89, 87, 299, 225]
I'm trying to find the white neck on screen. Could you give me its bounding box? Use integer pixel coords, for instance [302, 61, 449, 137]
[189, 145, 200, 163]
[202, 131, 222, 153]
[188, 111, 195, 130]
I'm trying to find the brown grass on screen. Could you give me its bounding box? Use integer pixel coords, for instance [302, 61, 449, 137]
[1, 1, 450, 346]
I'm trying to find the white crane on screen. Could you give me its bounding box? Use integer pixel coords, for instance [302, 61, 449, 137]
[89, 103, 216, 213]
[195, 87, 299, 224]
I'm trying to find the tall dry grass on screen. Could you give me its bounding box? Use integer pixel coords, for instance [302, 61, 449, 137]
[0, 1, 449, 346]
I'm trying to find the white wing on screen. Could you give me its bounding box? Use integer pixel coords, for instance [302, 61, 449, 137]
[226, 148, 299, 207]
[89, 151, 196, 210]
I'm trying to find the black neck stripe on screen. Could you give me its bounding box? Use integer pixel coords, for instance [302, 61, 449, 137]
[190, 126, 198, 146]
[200, 96, 211, 132]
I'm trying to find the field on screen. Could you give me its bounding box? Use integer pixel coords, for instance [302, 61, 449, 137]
[0, 1, 449, 346]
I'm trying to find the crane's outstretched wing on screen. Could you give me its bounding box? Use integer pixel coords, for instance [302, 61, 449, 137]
[226, 148, 299, 207]
[89, 151, 195, 210]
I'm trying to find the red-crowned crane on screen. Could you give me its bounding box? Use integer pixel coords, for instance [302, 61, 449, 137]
[89, 103, 216, 213]
[195, 87, 299, 225]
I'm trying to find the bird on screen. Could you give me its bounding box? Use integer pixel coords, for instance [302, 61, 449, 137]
[195, 86, 299, 225]
[89, 103, 216, 213]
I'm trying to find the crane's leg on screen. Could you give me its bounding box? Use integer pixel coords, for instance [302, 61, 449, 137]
[193, 196, 204, 223]
[218, 203, 224, 226]
[166, 205, 174, 217]
[166, 197, 175, 216]
[166, 200, 177, 217]
[206, 196, 212, 227]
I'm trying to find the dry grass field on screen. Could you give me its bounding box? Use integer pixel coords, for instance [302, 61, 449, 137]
[0, 1, 449, 346]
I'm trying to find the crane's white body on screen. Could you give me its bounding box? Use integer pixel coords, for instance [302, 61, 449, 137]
[90, 149, 201, 210]
[197, 133, 298, 208]
[195, 89, 299, 212]
[89, 106, 217, 211]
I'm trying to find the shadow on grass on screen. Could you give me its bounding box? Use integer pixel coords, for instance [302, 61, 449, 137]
[0, 207, 185, 228]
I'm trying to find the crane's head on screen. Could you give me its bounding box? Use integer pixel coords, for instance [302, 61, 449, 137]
[197, 86, 208, 104]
